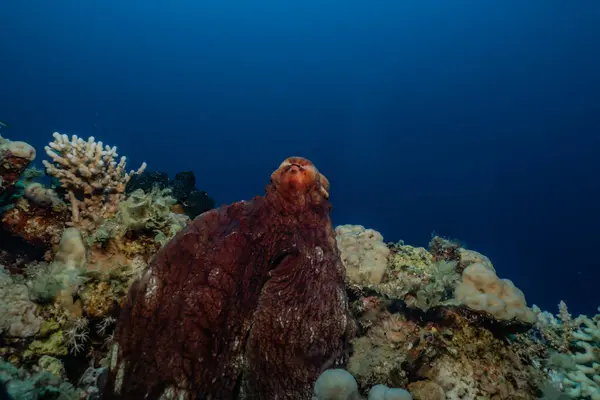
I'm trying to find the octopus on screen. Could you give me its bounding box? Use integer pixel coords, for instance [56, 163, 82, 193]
[103, 157, 355, 400]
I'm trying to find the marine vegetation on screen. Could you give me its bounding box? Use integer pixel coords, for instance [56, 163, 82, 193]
[0, 131, 598, 399]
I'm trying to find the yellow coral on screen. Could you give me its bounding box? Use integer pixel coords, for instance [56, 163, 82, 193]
[388, 245, 433, 273]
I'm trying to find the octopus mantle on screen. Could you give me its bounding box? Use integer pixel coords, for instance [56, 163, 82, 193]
[104, 158, 354, 400]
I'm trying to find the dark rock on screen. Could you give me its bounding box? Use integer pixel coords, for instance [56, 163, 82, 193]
[79, 366, 109, 398]
[0, 151, 33, 197]
[0, 152, 34, 207]
[425, 305, 534, 336]
[182, 189, 215, 219]
[0, 230, 46, 273]
[171, 171, 196, 202]
[0, 381, 11, 400]
[126, 172, 169, 194]
[126, 170, 215, 219]
[1, 197, 68, 249]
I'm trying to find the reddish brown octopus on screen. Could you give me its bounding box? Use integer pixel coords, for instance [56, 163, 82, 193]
[102, 157, 355, 400]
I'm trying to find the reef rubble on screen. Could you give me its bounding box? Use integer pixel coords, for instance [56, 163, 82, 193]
[0, 132, 598, 400]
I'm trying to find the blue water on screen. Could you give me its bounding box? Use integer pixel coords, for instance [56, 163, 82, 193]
[1, 1, 599, 315]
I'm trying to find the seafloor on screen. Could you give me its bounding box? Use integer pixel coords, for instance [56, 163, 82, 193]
[0, 131, 598, 399]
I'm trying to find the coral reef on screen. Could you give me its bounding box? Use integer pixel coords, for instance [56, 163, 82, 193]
[1, 195, 69, 260]
[339, 228, 554, 399]
[359, 242, 460, 313]
[313, 369, 359, 400]
[0, 134, 36, 199]
[536, 302, 600, 399]
[0, 130, 597, 400]
[454, 262, 537, 324]
[127, 170, 215, 219]
[428, 236, 462, 267]
[0, 359, 80, 399]
[42, 132, 147, 231]
[336, 224, 390, 285]
[312, 369, 414, 400]
[0, 266, 43, 338]
[103, 157, 354, 399]
[346, 294, 544, 399]
[0, 132, 208, 399]
[114, 186, 188, 244]
[368, 384, 413, 400]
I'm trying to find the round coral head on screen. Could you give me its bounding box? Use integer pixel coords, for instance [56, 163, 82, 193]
[271, 157, 329, 203]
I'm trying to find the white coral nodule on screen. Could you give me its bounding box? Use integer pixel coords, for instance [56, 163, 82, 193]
[42, 132, 146, 228]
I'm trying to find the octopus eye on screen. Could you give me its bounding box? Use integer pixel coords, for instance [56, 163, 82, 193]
[319, 174, 330, 198]
[278, 160, 292, 170]
[268, 248, 300, 270]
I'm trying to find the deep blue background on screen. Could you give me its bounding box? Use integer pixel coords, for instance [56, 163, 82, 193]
[1, 1, 599, 315]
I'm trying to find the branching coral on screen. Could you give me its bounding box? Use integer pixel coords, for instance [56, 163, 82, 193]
[537, 302, 600, 399]
[564, 311, 600, 399]
[42, 132, 146, 230]
[63, 317, 90, 355]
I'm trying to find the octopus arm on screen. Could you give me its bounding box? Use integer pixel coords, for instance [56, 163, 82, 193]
[104, 198, 272, 399]
[242, 227, 353, 398]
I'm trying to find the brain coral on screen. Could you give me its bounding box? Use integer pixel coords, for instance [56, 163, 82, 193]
[103, 157, 354, 400]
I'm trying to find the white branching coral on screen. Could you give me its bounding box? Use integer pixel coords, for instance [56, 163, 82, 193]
[64, 316, 90, 355]
[42, 132, 146, 229]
